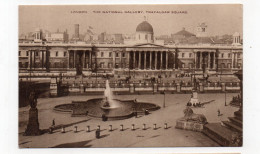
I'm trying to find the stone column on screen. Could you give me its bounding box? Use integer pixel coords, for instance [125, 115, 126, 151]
[73, 51, 76, 68]
[208, 52, 210, 69]
[200, 52, 202, 69]
[231, 51, 234, 69]
[88, 51, 91, 69]
[128, 51, 131, 69]
[160, 51, 163, 69]
[155, 51, 157, 70]
[83, 51, 86, 68]
[28, 50, 31, 69]
[166, 51, 168, 69]
[42, 50, 44, 68]
[138, 51, 141, 69]
[120, 51, 122, 68]
[43, 51, 46, 69]
[150, 52, 152, 69]
[194, 52, 196, 69]
[234, 52, 237, 68]
[113, 51, 116, 68]
[213, 52, 216, 69]
[173, 52, 175, 69]
[32, 50, 35, 69]
[144, 51, 147, 69]
[133, 51, 136, 69]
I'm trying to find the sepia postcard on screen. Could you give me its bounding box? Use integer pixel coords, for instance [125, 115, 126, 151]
[18, 4, 243, 148]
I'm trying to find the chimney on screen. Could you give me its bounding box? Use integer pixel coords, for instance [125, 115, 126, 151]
[74, 24, 79, 39]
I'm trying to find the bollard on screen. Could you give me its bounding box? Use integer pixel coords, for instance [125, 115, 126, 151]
[74, 126, 78, 133]
[164, 123, 168, 129]
[87, 125, 90, 132]
[49, 127, 53, 134]
[97, 125, 100, 130]
[143, 124, 146, 130]
[109, 125, 113, 131]
[61, 126, 65, 133]
[153, 124, 157, 130]
[131, 124, 135, 131]
[95, 129, 100, 139]
[120, 124, 124, 131]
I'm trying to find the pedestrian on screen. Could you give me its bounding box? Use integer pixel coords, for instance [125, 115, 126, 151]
[217, 109, 221, 116]
[52, 118, 55, 127]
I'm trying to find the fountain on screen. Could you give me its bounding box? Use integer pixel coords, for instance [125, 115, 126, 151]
[101, 80, 119, 109]
[54, 80, 160, 120]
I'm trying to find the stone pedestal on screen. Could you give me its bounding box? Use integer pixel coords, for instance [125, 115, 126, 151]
[175, 119, 204, 132]
[221, 83, 226, 92]
[24, 108, 42, 136]
[176, 83, 181, 93]
[129, 84, 134, 93]
[199, 83, 204, 92]
[50, 78, 57, 97]
[153, 83, 158, 93]
[79, 84, 84, 93]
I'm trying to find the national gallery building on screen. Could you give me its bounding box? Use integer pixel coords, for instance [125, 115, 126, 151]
[19, 20, 243, 76]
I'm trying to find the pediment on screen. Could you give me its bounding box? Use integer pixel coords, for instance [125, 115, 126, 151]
[132, 43, 167, 48]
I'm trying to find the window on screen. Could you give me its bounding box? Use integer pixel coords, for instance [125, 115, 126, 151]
[35, 52, 38, 56]
[56, 52, 59, 57]
[108, 63, 112, 68]
[237, 53, 240, 58]
[182, 53, 185, 58]
[64, 52, 67, 57]
[221, 53, 224, 58]
[122, 53, 125, 57]
[100, 63, 104, 68]
[26, 51, 29, 56]
[19, 51, 21, 56]
[116, 53, 119, 57]
[189, 53, 192, 58]
[139, 34, 140, 39]
[202, 28, 205, 32]
[109, 52, 112, 57]
[228, 53, 231, 58]
[145, 34, 148, 40]
[101, 52, 104, 57]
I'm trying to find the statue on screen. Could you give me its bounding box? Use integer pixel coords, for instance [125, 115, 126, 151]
[24, 91, 42, 136]
[181, 107, 207, 124]
[29, 91, 37, 108]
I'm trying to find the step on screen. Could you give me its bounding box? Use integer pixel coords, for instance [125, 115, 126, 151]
[234, 110, 242, 119]
[222, 121, 242, 133]
[228, 117, 242, 127]
[202, 123, 233, 146]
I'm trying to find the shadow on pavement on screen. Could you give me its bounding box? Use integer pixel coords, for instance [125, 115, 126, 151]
[42, 119, 91, 134]
[51, 140, 92, 148]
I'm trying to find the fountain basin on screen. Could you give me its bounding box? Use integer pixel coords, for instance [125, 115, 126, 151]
[53, 98, 160, 120]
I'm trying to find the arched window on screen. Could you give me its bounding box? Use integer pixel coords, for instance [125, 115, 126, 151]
[145, 34, 148, 40]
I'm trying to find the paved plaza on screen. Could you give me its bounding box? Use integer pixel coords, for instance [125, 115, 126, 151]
[19, 93, 239, 148]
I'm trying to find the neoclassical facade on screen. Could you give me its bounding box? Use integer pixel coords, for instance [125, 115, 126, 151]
[19, 20, 243, 75]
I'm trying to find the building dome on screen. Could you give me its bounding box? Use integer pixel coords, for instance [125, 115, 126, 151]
[136, 21, 153, 33]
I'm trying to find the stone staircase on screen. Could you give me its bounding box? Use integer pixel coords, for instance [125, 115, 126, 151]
[202, 109, 243, 146]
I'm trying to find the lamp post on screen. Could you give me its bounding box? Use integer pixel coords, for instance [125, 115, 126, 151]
[163, 90, 166, 108]
[225, 91, 227, 106]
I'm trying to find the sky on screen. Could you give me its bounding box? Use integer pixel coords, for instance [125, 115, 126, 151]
[19, 4, 243, 37]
